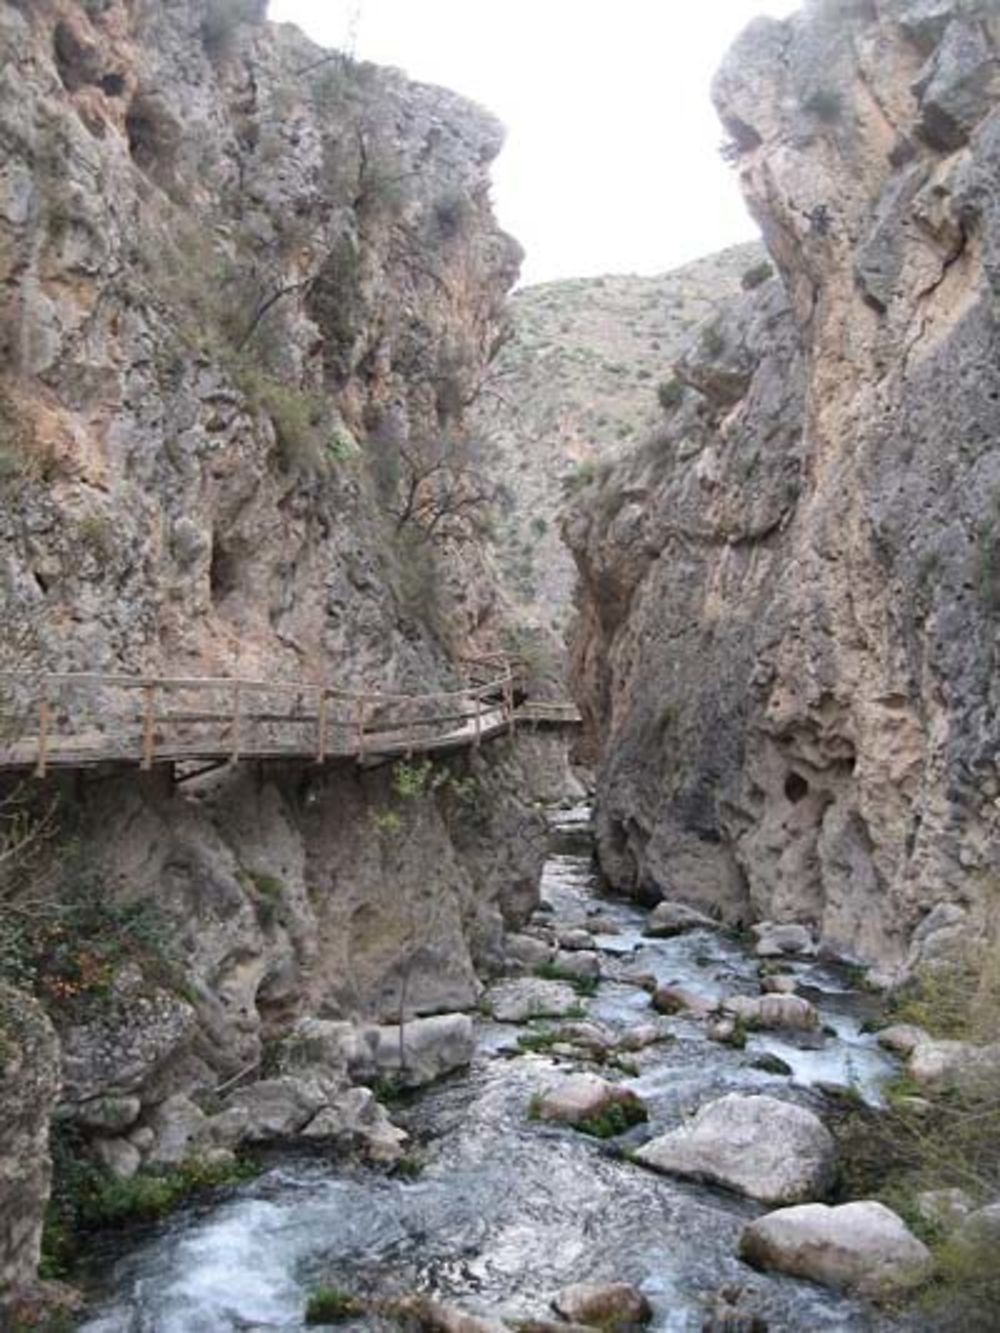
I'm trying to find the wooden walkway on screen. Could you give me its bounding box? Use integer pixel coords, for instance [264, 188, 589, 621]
[0, 664, 580, 778]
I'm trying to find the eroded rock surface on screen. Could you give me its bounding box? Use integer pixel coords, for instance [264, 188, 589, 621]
[567, 0, 1000, 981]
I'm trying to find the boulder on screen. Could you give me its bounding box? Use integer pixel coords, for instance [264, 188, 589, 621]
[739, 1201, 932, 1296]
[146, 1093, 207, 1166]
[644, 902, 718, 938]
[68, 1094, 142, 1134]
[506, 933, 556, 969]
[392, 1295, 507, 1333]
[552, 950, 601, 983]
[751, 923, 816, 959]
[534, 1073, 645, 1129]
[92, 1136, 142, 1180]
[558, 928, 597, 952]
[957, 1201, 1000, 1248]
[211, 1076, 331, 1143]
[618, 1024, 664, 1052]
[722, 994, 818, 1032]
[652, 984, 715, 1018]
[760, 975, 797, 995]
[634, 1094, 836, 1204]
[488, 978, 583, 1023]
[586, 914, 621, 936]
[363, 1013, 475, 1088]
[554, 1021, 615, 1054]
[876, 1023, 928, 1057]
[300, 1087, 407, 1163]
[907, 1038, 1000, 1094]
[551, 1281, 651, 1327]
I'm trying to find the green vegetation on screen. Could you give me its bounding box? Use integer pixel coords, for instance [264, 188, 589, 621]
[741, 260, 774, 291]
[802, 88, 844, 123]
[0, 863, 181, 1020]
[42, 1133, 256, 1277]
[233, 367, 355, 478]
[304, 1287, 365, 1325]
[657, 377, 684, 412]
[700, 323, 725, 358]
[575, 1099, 648, 1139]
[517, 1028, 562, 1054]
[201, 0, 258, 54]
[832, 950, 1000, 1328]
[534, 962, 598, 998]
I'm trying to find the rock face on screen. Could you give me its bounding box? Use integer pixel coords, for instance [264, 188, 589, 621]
[567, 0, 1000, 979]
[471, 246, 763, 634]
[633, 1093, 837, 1204]
[739, 1201, 932, 1296]
[0, 986, 61, 1294]
[0, 0, 555, 1293]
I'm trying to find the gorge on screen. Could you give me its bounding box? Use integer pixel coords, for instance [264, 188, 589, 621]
[2, 1, 1000, 1330]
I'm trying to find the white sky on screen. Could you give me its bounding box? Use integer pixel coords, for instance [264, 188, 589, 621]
[267, 1, 798, 285]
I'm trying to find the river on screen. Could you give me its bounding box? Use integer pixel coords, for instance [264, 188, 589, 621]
[80, 804, 900, 1332]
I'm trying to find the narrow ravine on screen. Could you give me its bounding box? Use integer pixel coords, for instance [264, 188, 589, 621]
[79, 807, 901, 1332]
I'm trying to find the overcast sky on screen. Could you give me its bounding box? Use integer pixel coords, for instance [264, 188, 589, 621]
[267, 1, 797, 285]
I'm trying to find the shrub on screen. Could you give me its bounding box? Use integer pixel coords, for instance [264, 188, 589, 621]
[802, 88, 843, 123]
[741, 261, 774, 291]
[304, 1287, 365, 1325]
[201, 0, 258, 55]
[700, 323, 725, 358]
[575, 1099, 648, 1139]
[657, 377, 684, 412]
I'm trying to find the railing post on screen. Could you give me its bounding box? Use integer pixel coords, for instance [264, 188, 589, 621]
[230, 683, 242, 764]
[356, 697, 366, 762]
[316, 689, 328, 764]
[141, 681, 156, 770]
[34, 682, 49, 780]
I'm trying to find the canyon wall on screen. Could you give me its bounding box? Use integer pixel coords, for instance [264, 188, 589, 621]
[568, 0, 1000, 982]
[0, 0, 557, 1300]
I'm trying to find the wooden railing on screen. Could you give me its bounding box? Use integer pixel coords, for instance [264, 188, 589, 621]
[0, 665, 579, 777]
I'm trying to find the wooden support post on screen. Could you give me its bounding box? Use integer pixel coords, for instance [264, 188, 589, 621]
[230, 683, 242, 764]
[34, 683, 49, 780]
[316, 690, 328, 764]
[141, 681, 156, 770]
[356, 697, 366, 761]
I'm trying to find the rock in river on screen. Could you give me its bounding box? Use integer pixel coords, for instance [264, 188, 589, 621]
[552, 1281, 652, 1327]
[488, 978, 583, 1022]
[739, 1201, 932, 1296]
[633, 1094, 836, 1204]
[534, 1073, 646, 1131]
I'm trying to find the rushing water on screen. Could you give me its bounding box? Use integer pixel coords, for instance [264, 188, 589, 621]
[80, 804, 901, 1332]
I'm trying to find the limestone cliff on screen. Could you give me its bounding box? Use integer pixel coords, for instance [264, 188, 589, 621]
[568, 0, 1000, 981]
[0, 0, 558, 1298]
[470, 246, 764, 635]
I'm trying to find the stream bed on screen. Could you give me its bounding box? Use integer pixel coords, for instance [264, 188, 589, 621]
[80, 805, 902, 1332]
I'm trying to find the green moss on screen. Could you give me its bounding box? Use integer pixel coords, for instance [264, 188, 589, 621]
[575, 1099, 648, 1139]
[533, 962, 598, 997]
[304, 1287, 365, 1325]
[41, 1134, 257, 1278]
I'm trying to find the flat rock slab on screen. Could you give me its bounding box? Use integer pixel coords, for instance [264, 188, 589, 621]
[634, 1093, 837, 1204]
[552, 1281, 652, 1327]
[488, 978, 582, 1023]
[739, 1200, 932, 1296]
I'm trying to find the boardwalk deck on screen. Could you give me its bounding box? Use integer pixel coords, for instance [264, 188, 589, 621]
[0, 667, 580, 777]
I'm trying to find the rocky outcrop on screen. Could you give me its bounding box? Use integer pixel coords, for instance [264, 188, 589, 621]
[567, 0, 1000, 980]
[0, 0, 553, 1294]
